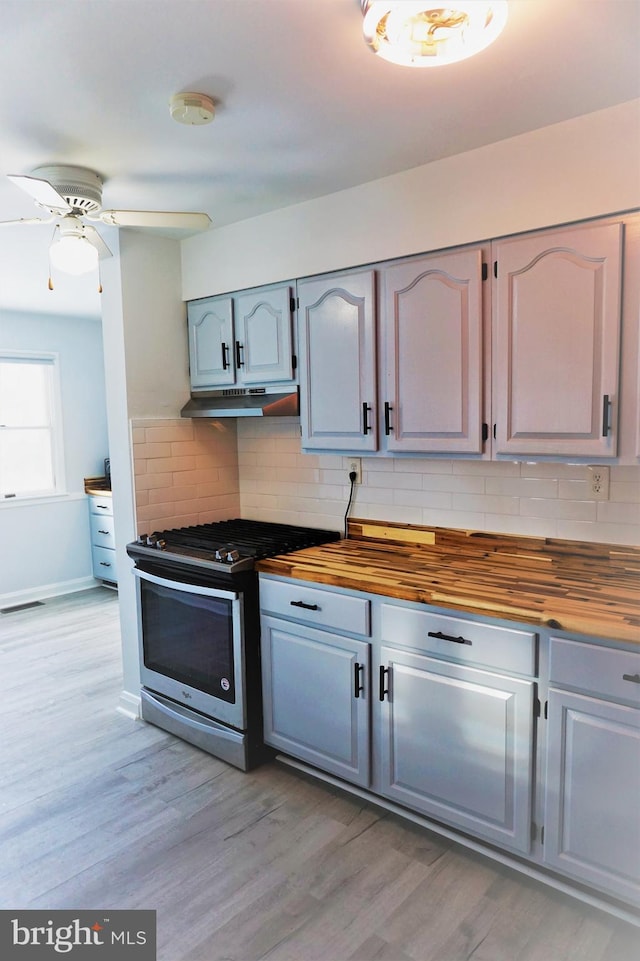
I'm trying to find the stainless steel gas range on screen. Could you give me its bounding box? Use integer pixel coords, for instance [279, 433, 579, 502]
[126, 519, 340, 770]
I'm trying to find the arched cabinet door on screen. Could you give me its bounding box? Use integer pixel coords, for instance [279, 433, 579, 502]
[298, 268, 377, 451]
[492, 221, 623, 458]
[187, 295, 234, 388]
[235, 284, 294, 384]
[382, 247, 485, 454]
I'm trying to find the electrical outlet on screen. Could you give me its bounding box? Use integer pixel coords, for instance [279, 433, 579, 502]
[588, 466, 610, 500]
[347, 458, 361, 484]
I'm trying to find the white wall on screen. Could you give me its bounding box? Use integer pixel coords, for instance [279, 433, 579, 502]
[0, 310, 109, 605]
[181, 101, 640, 298]
[100, 229, 189, 714]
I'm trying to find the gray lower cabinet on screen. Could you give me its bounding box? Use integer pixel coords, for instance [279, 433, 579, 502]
[88, 494, 117, 584]
[259, 576, 372, 786]
[259, 574, 639, 910]
[377, 602, 537, 854]
[261, 615, 371, 786]
[544, 637, 640, 904]
[378, 646, 535, 853]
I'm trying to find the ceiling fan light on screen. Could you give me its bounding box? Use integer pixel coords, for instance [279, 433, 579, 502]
[361, 1, 509, 67]
[50, 233, 99, 275]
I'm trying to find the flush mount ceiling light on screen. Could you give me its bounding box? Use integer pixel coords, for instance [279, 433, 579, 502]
[169, 92, 216, 125]
[49, 219, 100, 275]
[360, 1, 509, 67]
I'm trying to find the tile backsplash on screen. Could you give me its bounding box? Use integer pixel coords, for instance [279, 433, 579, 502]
[237, 419, 640, 545]
[132, 418, 239, 533]
[130, 416, 640, 545]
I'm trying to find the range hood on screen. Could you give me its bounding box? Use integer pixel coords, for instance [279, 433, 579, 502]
[181, 386, 299, 418]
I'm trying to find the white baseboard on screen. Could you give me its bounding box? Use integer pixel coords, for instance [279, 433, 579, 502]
[0, 576, 98, 611]
[118, 689, 142, 720]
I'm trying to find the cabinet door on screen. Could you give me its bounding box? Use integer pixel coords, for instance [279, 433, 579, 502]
[298, 270, 377, 451]
[234, 284, 294, 384]
[261, 616, 370, 786]
[382, 248, 485, 453]
[493, 221, 622, 457]
[187, 296, 234, 388]
[544, 688, 640, 905]
[378, 647, 534, 852]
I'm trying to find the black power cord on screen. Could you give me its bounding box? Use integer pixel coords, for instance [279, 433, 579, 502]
[343, 471, 358, 537]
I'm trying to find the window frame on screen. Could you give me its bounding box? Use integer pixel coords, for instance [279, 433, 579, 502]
[0, 350, 66, 502]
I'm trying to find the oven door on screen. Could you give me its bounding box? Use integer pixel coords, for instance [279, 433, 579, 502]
[133, 567, 246, 731]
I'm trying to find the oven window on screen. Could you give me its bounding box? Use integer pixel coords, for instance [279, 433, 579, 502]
[140, 580, 236, 703]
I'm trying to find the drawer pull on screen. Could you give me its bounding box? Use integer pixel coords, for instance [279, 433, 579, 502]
[428, 630, 472, 646]
[354, 662, 364, 698]
[379, 665, 390, 701]
[98, 529, 110, 535]
[622, 673, 640, 684]
[99, 561, 112, 568]
[95, 504, 109, 509]
[290, 600, 319, 611]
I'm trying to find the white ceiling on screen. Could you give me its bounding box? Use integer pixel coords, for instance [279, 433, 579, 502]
[0, 0, 638, 322]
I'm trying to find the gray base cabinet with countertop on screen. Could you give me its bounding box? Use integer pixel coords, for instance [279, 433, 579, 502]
[259, 572, 640, 917]
[88, 493, 117, 585]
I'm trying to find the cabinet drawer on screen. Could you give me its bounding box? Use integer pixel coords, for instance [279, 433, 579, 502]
[92, 545, 117, 582]
[90, 513, 116, 549]
[550, 637, 640, 704]
[380, 603, 536, 676]
[259, 577, 370, 636]
[89, 495, 113, 516]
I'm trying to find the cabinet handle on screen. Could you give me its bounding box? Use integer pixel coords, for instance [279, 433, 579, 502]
[221, 342, 230, 371]
[362, 402, 372, 435]
[602, 394, 611, 436]
[98, 529, 110, 535]
[622, 673, 640, 684]
[354, 662, 364, 698]
[99, 561, 112, 568]
[290, 600, 319, 611]
[235, 341, 244, 368]
[428, 630, 472, 646]
[384, 402, 393, 435]
[379, 665, 390, 701]
[95, 504, 109, 509]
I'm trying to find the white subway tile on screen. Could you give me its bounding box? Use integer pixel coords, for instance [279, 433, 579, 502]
[486, 477, 558, 498]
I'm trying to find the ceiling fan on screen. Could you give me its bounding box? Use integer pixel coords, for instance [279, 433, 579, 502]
[0, 164, 211, 277]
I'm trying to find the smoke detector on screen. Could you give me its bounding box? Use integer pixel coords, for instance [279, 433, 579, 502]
[170, 93, 215, 125]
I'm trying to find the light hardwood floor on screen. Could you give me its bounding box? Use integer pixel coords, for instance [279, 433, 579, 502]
[0, 588, 638, 961]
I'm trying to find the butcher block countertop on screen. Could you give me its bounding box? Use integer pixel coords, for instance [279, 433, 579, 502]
[257, 519, 640, 645]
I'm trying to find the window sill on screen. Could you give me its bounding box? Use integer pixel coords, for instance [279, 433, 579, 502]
[0, 491, 87, 509]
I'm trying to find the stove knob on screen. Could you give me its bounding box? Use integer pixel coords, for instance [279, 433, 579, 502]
[156, 539, 166, 550]
[214, 548, 226, 561]
[146, 534, 158, 547]
[226, 549, 240, 563]
[137, 533, 148, 545]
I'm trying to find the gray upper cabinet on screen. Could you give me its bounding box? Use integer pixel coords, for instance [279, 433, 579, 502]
[382, 247, 486, 454]
[492, 221, 623, 458]
[188, 294, 234, 388]
[188, 282, 295, 390]
[298, 248, 487, 455]
[298, 269, 377, 451]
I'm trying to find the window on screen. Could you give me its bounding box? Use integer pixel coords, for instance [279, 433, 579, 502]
[0, 352, 65, 500]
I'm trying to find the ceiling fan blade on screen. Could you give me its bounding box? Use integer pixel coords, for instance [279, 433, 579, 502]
[96, 209, 211, 231]
[7, 174, 72, 213]
[0, 215, 56, 226]
[83, 224, 112, 259]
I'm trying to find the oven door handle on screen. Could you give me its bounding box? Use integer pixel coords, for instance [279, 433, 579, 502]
[132, 567, 239, 601]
